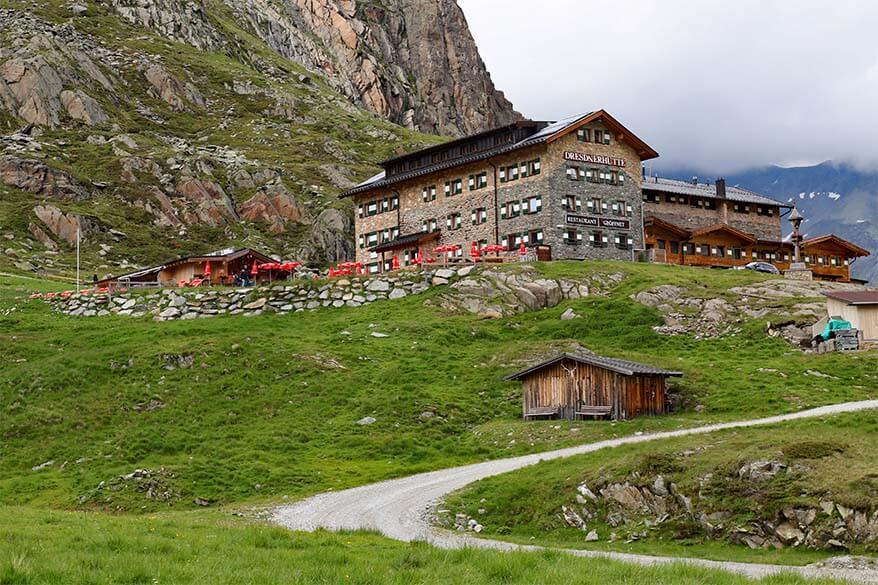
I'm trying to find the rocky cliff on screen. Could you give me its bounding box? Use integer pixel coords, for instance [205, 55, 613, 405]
[0, 1, 515, 280]
[111, 0, 519, 136]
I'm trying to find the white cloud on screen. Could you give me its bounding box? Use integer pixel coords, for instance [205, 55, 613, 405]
[458, 0, 878, 172]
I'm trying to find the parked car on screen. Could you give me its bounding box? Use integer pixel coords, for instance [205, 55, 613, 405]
[735, 261, 780, 274]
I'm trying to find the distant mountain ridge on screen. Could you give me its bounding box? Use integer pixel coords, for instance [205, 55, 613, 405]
[661, 161, 878, 283]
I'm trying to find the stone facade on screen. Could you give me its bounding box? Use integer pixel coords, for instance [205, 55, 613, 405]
[352, 118, 648, 271]
[644, 198, 783, 241]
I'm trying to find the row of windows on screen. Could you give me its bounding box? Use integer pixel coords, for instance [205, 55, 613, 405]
[561, 196, 633, 217]
[501, 230, 544, 249]
[653, 240, 849, 265]
[358, 196, 400, 218]
[500, 196, 542, 219]
[564, 229, 633, 250]
[358, 226, 400, 249]
[499, 159, 541, 183]
[576, 127, 612, 145]
[566, 166, 625, 185]
[643, 193, 776, 216]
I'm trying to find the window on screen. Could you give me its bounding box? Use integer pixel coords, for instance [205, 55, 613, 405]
[566, 166, 580, 180]
[657, 239, 666, 250]
[366, 201, 378, 216]
[366, 232, 379, 247]
[528, 229, 544, 245]
[444, 179, 463, 197]
[357, 204, 364, 218]
[670, 241, 680, 254]
[586, 198, 607, 214]
[421, 218, 438, 232]
[471, 207, 488, 225]
[561, 195, 581, 211]
[446, 213, 462, 230]
[644, 192, 660, 203]
[528, 159, 541, 175]
[612, 200, 629, 216]
[593, 129, 611, 145]
[358, 235, 365, 249]
[734, 203, 751, 214]
[367, 263, 380, 274]
[585, 168, 598, 183]
[564, 228, 582, 245]
[522, 196, 542, 215]
[422, 185, 437, 203]
[390, 196, 399, 210]
[577, 128, 591, 142]
[469, 172, 488, 191]
[500, 200, 521, 219]
[757, 206, 774, 217]
[589, 231, 608, 248]
[614, 233, 632, 250]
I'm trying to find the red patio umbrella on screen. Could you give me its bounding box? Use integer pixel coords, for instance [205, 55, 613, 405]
[470, 241, 480, 260]
[519, 241, 527, 256]
[250, 260, 259, 276]
[203, 261, 211, 277]
[415, 248, 423, 265]
[392, 255, 400, 270]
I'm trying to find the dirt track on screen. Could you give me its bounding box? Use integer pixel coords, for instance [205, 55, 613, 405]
[273, 400, 878, 583]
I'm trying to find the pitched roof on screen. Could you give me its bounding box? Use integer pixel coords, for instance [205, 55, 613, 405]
[690, 223, 758, 244]
[643, 176, 791, 208]
[341, 110, 658, 198]
[822, 290, 878, 305]
[645, 216, 691, 238]
[803, 234, 871, 257]
[370, 230, 440, 253]
[503, 352, 683, 380]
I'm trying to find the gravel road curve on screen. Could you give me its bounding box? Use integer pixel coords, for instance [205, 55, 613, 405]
[273, 400, 878, 583]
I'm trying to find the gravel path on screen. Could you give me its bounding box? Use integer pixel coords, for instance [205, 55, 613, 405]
[273, 400, 878, 583]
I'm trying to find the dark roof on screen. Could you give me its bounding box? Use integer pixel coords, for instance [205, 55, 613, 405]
[370, 231, 440, 253]
[341, 110, 659, 198]
[97, 248, 275, 284]
[822, 291, 878, 305]
[504, 352, 683, 380]
[803, 234, 871, 257]
[643, 176, 791, 208]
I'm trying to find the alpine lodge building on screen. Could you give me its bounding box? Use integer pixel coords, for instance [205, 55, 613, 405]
[342, 110, 868, 282]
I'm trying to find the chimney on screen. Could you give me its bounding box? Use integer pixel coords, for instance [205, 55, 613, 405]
[691, 176, 698, 186]
[716, 178, 727, 199]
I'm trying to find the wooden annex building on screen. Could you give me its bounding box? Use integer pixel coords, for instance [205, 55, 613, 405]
[505, 352, 682, 421]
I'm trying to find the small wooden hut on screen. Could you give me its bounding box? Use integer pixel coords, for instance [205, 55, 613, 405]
[504, 352, 682, 421]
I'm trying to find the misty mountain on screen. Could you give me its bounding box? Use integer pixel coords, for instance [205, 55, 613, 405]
[662, 161, 878, 283]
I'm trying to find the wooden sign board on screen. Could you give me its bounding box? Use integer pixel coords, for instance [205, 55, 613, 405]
[566, 215, 631, 230]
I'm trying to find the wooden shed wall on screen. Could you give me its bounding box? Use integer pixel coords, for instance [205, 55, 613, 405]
[521, 359, 666, 420]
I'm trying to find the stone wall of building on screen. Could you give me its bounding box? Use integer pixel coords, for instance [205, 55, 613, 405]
[645, 200, 783, 241]
[352, 119, 649, 268]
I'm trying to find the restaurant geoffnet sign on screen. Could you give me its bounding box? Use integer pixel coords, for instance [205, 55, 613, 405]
[566, 215, 631, 230]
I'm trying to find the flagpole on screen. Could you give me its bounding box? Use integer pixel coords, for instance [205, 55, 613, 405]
[76, 226, 81, 293]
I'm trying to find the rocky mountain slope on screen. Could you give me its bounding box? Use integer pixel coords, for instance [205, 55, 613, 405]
[0, 0, 515, 280]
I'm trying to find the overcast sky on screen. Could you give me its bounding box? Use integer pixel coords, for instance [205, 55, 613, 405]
[457, 0, 878, 174]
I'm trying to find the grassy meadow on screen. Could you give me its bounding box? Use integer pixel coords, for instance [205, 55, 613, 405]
[1, 261, 877, 583]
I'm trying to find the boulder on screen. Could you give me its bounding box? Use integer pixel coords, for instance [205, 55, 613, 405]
[0, 57, 64, 126]
[175, 177, 237, 227]
[238, 181, 309, 233]
[27, 222, 57, 249]
[356, 416, 376, 426]
[59, 89, 108, 125]
[144, 64, 204, 111]
[1, 155, 89, 200]
[33, 205, 100, 245]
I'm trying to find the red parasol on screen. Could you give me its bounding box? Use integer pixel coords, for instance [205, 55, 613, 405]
[470, 241, 480, 259]
[203, 261, 211, 276]
[250, 260, 259, 276]
[482, 244, 505, 255]
[392, 255, 400, 270]
[519, 241, 527, 256]
[415, 248, 423, 265]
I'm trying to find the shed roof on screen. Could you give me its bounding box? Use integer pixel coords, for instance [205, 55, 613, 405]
[504, 352, 683, 380]
[370, 230, 440, 253]
[643, 176, 790, 208]
[822, 290, 878, 305]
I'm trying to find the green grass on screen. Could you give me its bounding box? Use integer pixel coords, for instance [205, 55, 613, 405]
[442, 412, 878, 564]
[1, 262, 876, 513]
[0, 506, 853, 585]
